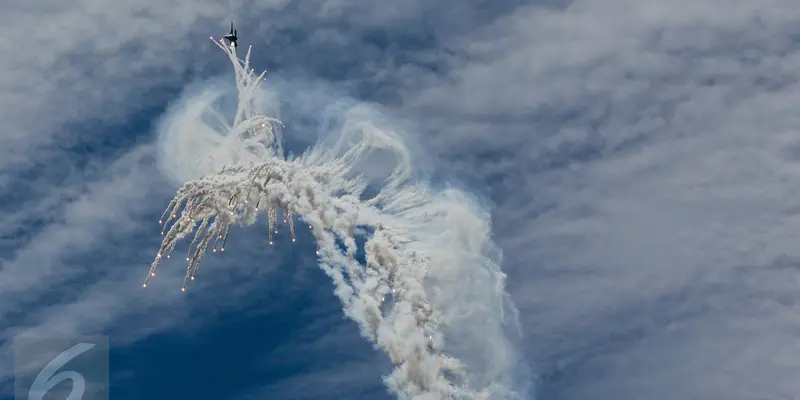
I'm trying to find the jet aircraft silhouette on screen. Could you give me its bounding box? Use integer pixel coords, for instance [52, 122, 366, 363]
[223, 21, 237, 47]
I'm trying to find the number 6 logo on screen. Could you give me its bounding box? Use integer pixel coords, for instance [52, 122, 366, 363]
[28, 343, 96, 400]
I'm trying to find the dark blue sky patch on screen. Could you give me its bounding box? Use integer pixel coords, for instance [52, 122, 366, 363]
[109, 220, 390, 400]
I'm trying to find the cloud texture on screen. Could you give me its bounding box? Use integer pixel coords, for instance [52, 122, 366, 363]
[4, 0, 800, 399]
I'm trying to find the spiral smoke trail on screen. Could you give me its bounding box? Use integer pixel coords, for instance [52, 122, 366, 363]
[146, 37, 532, 399]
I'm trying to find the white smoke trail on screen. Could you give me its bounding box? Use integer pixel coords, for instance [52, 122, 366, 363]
[146, 38, 532, 399]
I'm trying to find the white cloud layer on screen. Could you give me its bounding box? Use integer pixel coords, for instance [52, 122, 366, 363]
[4, 0, 800, 399]
[400, 1, 800, 398]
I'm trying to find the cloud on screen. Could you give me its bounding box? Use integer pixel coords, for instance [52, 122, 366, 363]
[10, 0, 800, 398]
[390, 0, 800, 398]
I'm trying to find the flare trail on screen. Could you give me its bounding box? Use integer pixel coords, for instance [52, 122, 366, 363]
[145, 37, 531, 399]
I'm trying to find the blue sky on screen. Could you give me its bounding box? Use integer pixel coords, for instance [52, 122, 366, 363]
[5, 1, 800, 399]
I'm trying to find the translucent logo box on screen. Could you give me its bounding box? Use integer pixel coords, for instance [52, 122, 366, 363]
[13, 336, 109, 400]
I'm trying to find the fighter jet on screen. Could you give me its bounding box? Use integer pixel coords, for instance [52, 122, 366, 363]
[223, 21, 237, 47]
